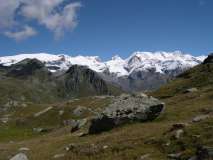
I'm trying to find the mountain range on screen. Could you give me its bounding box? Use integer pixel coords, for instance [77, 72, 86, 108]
[1, 52, 213, 160]
[0, 51, 206, 91]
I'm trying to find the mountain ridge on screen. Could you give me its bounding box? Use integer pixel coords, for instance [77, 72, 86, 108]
[0, 51, 206, 75]
[0, 51, 206, 91]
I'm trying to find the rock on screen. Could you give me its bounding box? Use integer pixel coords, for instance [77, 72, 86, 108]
[34, 106, 53, 117]
[73, 106, 87, 117]
[203, 53, 213, 64]
[169, 123, 187, 132]
[19, 148, 30, 151]
[21, 103, 27, 108]
[137, 154, 151, 160]
[195, 146, 213, 159]
[33, 127, 49, 133]
[75, 132, 87, 137]
[192, 115, 209, 122]
[70, 119, 87, 133]
[53, 153, 65, 159]
[167, 152, 183, 159]
[174, 129, 184, 139]
[4, 100, 19, 108]
[88, 93, 164, 134]
[0, 117, 9, 123]
[10, 153, 28, 160]
[102, 145, 108, 149]
[184, 88, 198, 93]
[65, 143, 76, 151]
[144, 137, 157, 145]
[59, 110, 64, 116]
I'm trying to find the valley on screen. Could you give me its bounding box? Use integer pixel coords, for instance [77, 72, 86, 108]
[0, 53, 212, 160]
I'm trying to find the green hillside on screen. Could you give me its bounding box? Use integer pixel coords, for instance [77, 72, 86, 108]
[0, 58, 213, 160]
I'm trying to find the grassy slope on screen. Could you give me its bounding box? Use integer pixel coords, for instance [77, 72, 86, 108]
[0, 63, 213, 160]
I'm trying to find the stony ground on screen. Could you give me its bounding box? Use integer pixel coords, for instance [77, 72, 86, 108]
[0, 87, 213, 160]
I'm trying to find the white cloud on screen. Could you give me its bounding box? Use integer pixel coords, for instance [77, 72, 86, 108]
[0, 0, 81, 40]
[4, 25, 37, 41]
[0, 0, 22, 28]
[21, 1, 81, 39]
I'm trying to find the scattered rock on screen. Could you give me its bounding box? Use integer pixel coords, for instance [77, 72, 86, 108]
[174, 129, 184, 139]
[137, 154, 151, 160]
[70, 118, 87, 133]
[53, 153, 65, 159]
[33, 127, 49, 133]
[192, 135, 201, 139]
[199, 108, 213, 114]
[4, 100, 19, 108]
[102, 145, 108, 149]
[73, 106, 87, 117]
[34, 106, 53, 117]
[167, 152, 183, 159]
[21, 103, 27, 108]
[169, 123, 188, 132]
[0, 117, 9, 123]
[10, 153, 28, 160]
[144, 137, 157, 145]
[19, 148, 30, 151]
[88, 93, 164, 134]
[58, 110, 64, 116]
[75, 132, 87, 137]
[192, 115, 209, 122]
[93, 95, 114, 99]
[65, 143, 77, 151]
[184, 88, 198, 93]
[165, 141, 171, 147]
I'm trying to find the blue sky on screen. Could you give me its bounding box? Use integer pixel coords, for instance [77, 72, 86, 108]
[0, 0, 212, 60]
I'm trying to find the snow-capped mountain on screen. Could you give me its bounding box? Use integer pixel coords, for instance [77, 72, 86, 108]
[126, 51, 206, 74]
[0, 51, 206, 75]
[0, 51, 206, 91]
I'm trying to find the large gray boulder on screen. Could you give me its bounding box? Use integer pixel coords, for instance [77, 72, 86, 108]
[88, 93, 164, 134]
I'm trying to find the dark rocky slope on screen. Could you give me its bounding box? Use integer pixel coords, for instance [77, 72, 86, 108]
[0, 59, 122, 110]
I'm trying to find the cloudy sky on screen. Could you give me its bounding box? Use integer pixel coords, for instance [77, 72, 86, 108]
[0, 0, 212, 59]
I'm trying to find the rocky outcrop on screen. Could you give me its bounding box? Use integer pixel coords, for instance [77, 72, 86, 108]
[57, 65, 122, 97]
[88, 93, 164, 134]
[203, 53, 213, 64]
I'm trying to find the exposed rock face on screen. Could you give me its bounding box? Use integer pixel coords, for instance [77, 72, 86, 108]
[57, 65, 120, 97]
[203, 53, 213, 64]
[88, 93, 164, 134]
[7, 58, 47, 78]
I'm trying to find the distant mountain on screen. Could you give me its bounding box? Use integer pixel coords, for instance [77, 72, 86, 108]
[0, 59, 121, 108]
[0, 51, 206, 91]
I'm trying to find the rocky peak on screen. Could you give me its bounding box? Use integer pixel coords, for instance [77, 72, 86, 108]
[203, 53, 213, 64]
[7, 58, 47, 77]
